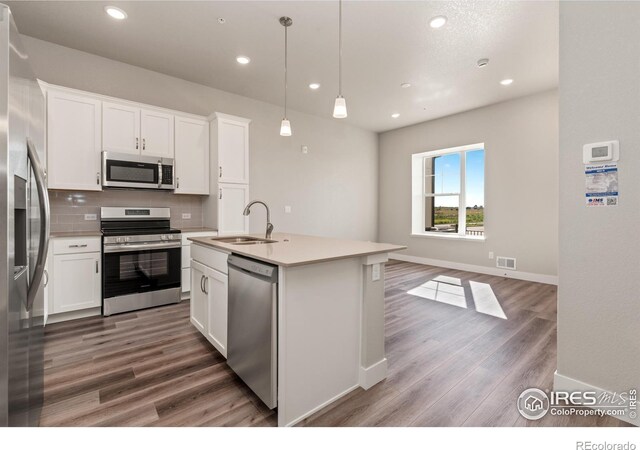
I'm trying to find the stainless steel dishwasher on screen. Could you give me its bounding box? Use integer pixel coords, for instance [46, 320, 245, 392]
[227, 255, 278, 409]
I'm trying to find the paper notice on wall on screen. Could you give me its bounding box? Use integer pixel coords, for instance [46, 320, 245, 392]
[585, 163, 618, 207]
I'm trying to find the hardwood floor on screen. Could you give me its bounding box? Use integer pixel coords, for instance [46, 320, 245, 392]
[40, 260, 631, 427]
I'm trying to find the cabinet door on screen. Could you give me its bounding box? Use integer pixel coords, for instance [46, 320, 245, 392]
[52, 252, 101, 313]
[102, 101, 141, 154]
[218, 183, 249, 236]
[218, 118, 249, 184]
[175, 116, 209, 194]
[141, 109, 174, 158]
[47, 89, 102, 191]
[205, 266, 228, 358]
[190, 262, 208, 333]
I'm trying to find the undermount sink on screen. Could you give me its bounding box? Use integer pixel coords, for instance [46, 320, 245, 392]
[212, 236, 278, 245]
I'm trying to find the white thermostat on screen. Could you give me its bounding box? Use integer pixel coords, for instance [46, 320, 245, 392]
[583, 140, 619, 164]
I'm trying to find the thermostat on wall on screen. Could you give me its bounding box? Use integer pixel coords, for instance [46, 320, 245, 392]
[583, 140, 619, 164]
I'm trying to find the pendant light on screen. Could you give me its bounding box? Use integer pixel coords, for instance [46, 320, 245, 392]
[280, 16, 293, 136]
[333, 0, 347, 118]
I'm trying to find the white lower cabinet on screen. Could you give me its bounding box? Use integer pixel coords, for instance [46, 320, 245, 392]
[181, 231, 218, 295]
[190, 248, 228, 358]
[205, 267, 228, 357]
[50, 237, 102, 314]
[190, 261, 207, 334]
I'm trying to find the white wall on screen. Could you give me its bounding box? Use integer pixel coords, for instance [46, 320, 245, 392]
[22, 36, 379, 241]
[378, 90, 559, 278]
[557, 1, 639, 422]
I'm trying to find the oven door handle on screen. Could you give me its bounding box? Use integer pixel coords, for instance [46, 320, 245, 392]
[103, 242, 182, 253]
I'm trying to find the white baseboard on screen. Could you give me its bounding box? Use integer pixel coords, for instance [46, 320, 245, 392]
[282, 384, 360, 427]
[359, 358, 388, 390]
[554, 371, 639, 427]
[46, 307, 101, 325]
[389, 253, 558, 285]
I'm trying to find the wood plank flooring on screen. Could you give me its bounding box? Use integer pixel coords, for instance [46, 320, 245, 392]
[40, 260, 631, 427]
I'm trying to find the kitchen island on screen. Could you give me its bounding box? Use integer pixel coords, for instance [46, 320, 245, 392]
[188, 233, 405, 427]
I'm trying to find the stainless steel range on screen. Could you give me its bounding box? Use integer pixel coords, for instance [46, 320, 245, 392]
[101, 207, 181, 316]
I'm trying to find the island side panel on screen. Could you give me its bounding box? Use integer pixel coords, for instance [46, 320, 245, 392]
[277, 257, 362, 427]
[359, 254, 388, 389]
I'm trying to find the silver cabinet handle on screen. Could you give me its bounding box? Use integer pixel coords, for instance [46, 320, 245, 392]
[200, 275, 205, 293]
[95, 260, 99, 273]
[219, 188, 222, 200]
[143, 138, 146, 150]
[69, 244, 88, 248]
[203, 277, 208, 295]
[176, 177, 180, 189]
[219, 166, 222, 178]
[26, 138, 50, 312]
[43, 269, 49, 287]
[96, 172, 100, 185]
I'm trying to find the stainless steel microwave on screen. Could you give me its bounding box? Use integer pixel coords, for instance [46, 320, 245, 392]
[102, 151, 175, 190]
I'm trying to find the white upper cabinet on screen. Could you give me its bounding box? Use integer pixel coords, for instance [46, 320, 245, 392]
[46, 88, 102, 191]
[102, 101, 140, 155]
[218, 183, 249, 235]
[141, 109, 174, 158]
[102, 104, 174, 158]
[175, 116, 209, 195]
[216, 113, 250, 184]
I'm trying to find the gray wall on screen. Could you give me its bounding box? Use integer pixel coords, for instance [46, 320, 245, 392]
[378, 90, 559, 276]
[23, 36, 379, 241]
[558, 2, 639, 405]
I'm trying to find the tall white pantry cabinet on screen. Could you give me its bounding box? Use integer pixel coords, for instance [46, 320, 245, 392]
[203, 113, 251, 236]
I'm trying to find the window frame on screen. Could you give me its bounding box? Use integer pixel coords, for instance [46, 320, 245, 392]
[411, 143, 485, 241]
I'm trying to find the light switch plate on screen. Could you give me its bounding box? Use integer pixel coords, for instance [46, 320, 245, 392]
[84, 214, 97, 221]
[182, 213, 191, 219]
[488, 251, 494, 260]
[372, 263, 381, 281]
[284, 206, 292, 213]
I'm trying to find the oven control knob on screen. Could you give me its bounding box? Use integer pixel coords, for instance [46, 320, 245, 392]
[116, 237, 122, 243]
[125, 237, 132, 242]
[161, 235, 167, 241]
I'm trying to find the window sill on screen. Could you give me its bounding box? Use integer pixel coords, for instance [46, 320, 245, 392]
[411, 233, 485, 242]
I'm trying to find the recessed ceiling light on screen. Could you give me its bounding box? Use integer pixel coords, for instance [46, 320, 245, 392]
[429, 16, 447, 29]
[236, 56, 251, 65]
[400, 83, 411, 88]
[477, 58, 489, 68]
[309, 83, 320, 90]
[217, 18, 226, 24]
[391, 113, 400, 119]
[104, 6, 127, 20]
[500, 78, 514, 86]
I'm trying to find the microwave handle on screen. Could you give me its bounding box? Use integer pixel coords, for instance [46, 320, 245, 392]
[158, 161, 162, 188]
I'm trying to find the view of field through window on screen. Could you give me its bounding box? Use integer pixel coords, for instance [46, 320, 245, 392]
[425, 148, 484, 236]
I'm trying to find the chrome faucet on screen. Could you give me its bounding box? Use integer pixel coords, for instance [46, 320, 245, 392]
[243, 200, 274, 239]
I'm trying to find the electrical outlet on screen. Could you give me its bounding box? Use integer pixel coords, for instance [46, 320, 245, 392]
[372, 263, 381, 281]
[84, 214, 97, 221]
[301, 145, 309, 154]
[488, 251, 494, 260]
[182, 213, 191, 220]
[284, 206, 292, 213]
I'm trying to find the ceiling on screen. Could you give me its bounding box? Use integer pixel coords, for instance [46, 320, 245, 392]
[5, 1, 558, 132]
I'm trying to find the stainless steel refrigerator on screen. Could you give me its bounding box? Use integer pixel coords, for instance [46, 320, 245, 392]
[0, 4, 49, 427]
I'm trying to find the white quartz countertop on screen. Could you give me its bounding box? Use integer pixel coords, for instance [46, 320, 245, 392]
[188, 233, 406, 267]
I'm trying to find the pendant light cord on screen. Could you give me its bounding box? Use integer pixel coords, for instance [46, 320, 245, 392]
[284, 22, 288, 118]
[338, 0, 342, 97]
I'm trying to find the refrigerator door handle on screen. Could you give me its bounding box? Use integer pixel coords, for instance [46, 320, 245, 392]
[26, 138, 50, 312]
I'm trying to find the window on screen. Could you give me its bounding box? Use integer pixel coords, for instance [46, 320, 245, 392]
[412, 143, 485, 239]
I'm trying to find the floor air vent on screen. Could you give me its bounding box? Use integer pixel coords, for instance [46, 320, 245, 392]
[496, 256, 516, 270]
